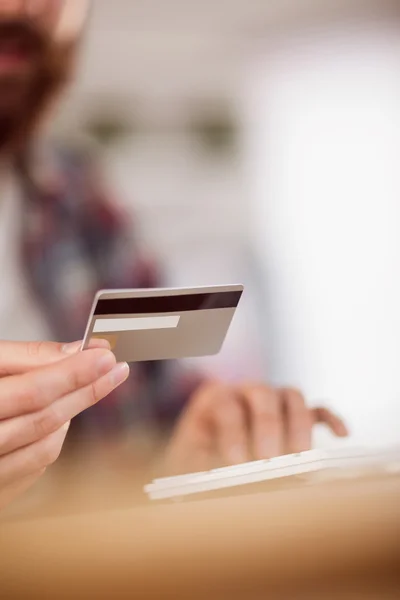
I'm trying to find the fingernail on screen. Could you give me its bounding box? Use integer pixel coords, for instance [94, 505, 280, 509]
[97, 352, 117, 376]
[62, 341, 82, 354]
[88, 338, 111, 350]
[109, 362, 130, 387]
[63, 421, 71, 433]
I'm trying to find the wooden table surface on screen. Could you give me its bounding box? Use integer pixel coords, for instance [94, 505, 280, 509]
[1, 472, 399, 600]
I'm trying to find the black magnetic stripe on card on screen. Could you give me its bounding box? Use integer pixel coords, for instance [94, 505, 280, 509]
[94, 291, 243, 316]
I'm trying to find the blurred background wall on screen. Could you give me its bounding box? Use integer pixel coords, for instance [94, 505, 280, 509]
[52, 0, 400, 447]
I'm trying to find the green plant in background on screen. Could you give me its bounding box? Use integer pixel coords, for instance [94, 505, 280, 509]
[79, 97, 238, 155]
[188, 112, 238, 155]
[84, 114, 134, 147]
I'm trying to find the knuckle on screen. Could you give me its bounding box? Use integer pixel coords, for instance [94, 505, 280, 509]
[248, 383, 274, 395]
[191, 383, 230, 412]
[63, 367, 83, 393]
[215, 393, 235, 411]
[283, 390, 308, 415]
[246, 387, 280, 416]
[253, 383, 272, 395]
[87, 382, 99, 407]
[26, 341, 46, 358]
[252, 401, 276, 419]
[284, 387, 306, 405]
[0, 430, 13, 455]
[63, 352, 105, 394]
[262, 415, 282, 433]
[15, 380, 43, 413]
[213, 395, 241, 419]
[215, 406, 240, 429]
[292, 414, 313, 433]
[32, 409, 61, 439]
[197, 381, 224, 397]
[242, 382, 266, 401]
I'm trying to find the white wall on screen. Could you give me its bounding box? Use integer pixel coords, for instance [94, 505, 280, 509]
[242, 24, 400, 447]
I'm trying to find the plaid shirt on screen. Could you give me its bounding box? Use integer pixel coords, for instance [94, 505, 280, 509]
[15, 144, 202, 444]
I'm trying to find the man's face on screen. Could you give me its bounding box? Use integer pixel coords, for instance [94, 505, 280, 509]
[0, 0, 88, 148]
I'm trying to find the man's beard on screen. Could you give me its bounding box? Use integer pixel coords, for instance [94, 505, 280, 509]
[0, 19, 77, 155]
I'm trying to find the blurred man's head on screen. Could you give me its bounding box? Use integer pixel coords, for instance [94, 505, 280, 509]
[0, 0, 89, 153]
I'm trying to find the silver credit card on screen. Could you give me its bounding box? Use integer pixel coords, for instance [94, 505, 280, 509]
[82, 284, 243, 363]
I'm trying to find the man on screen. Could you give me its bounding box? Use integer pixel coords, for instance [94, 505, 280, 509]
[0, 0, 348, 509]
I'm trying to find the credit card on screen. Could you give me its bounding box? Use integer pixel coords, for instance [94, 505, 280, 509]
[82, 284, 243, 363]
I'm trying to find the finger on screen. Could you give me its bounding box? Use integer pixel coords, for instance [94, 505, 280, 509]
[312, 407, 349, 437]
[211, 387, 250, 465]
[0, 423, 69, 488]
[0, 348, 117, 419]
[0, 338, 111, 377]
[241, 385, 283, 459]
[0, 469, 45, 512]
[67, 338, 112, 353]
[281, 388, 313, 454]
[0, 362, 129, 455]
[163, 382, 224, 475]
[163, 423, 216, 476]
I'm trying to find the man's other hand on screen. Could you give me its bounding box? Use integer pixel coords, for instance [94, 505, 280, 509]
[164, 382, 348, 475]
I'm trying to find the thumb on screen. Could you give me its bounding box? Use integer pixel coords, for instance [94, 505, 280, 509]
[311, 407, 349, 438]
[0, 338, 111, 377]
